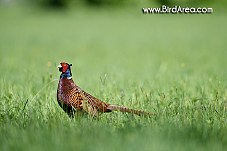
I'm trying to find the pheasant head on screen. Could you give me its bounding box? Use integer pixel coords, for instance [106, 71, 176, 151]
[57, 62, 73, 79]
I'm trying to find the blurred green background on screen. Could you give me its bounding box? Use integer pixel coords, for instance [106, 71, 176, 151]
[0, 0, 227, 151]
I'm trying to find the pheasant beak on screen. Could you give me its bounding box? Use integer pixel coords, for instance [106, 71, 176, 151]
[57, 64, 63, 72]
[57, 64, 62, 68]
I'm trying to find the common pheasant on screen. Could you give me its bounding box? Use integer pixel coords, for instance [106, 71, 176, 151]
[57, 62, 151, 117]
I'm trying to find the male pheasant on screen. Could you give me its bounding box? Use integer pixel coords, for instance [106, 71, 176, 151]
[57, 62, 151, 117]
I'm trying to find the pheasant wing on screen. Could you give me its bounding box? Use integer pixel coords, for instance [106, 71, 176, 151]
[81, 90, 111, 113]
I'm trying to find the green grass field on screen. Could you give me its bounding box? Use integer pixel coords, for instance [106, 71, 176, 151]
[0, 6, 227, 151]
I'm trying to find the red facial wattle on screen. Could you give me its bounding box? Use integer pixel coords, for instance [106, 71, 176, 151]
[61, 63, 69, 73]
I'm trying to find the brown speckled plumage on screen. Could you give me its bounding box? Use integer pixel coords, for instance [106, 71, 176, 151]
[57, 62, 151, 117]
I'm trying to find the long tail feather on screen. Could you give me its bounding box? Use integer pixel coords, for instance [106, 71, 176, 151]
[107, 104, 152, 116]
